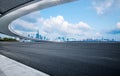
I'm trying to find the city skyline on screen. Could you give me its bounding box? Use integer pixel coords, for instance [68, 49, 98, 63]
[28, 29, 116, 42]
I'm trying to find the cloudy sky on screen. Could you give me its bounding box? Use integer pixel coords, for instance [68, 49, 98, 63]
[11, 0, 120, 41]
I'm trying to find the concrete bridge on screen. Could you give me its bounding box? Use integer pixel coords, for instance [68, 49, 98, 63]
[0, 0, 75, 39]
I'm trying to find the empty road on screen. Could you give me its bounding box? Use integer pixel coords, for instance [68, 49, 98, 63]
[0, 42, 120, 76]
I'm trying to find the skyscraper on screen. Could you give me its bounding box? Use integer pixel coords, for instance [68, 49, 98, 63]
[36, 30, 39, 39]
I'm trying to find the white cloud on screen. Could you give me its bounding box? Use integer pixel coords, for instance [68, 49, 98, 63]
[38, 16, 92, 36]
[93, 0, 114, 15]
[12, 19, 38, 31]
[117, 22, 120, 29]
[14, 30, 36, 36]
[11, 14, 101, 40]
[95, 32, 102, 37]
[107, 22, 120, 35]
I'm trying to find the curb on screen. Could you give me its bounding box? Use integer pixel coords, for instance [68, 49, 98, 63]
[0, 54, 49, 76]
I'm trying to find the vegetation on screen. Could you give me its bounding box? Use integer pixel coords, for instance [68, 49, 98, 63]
[0, 37, 17, 41]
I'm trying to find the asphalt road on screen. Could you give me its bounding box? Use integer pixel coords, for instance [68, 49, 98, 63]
[0, 42, 120, 76]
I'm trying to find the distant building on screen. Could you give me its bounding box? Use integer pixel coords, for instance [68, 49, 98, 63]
[82, 38, 116, 42]
[39, 35, 43, 40]
[36, 30, 39, 39]
[28, 34, 30, 38]
[19, 38, 31, 42]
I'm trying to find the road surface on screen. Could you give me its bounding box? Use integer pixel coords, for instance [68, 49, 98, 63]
[0, 42, 120, 76]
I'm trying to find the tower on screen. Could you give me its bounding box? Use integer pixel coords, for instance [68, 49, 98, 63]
[36, 29, 39, 39]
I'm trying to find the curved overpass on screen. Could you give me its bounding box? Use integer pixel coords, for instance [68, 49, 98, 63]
[0, 0, 75, 38]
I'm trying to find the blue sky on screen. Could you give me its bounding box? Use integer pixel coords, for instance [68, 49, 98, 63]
[9, 0, 120, 41]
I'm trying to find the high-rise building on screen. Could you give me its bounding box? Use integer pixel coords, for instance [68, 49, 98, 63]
[36, 30, 39, 39]
[39, 35, 43, 40]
